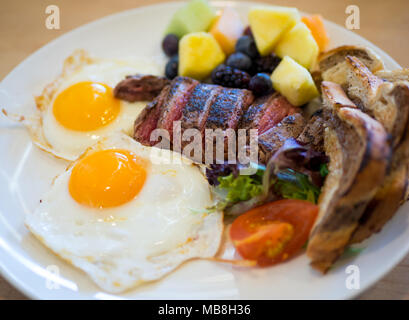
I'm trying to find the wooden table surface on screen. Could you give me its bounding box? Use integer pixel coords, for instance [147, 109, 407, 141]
[1, 0, 409, 300]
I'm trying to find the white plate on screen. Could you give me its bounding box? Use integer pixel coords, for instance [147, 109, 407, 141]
[0, 1, 407, 300]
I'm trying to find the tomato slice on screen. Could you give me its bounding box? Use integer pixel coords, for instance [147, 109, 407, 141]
[230, 199, 318, 266]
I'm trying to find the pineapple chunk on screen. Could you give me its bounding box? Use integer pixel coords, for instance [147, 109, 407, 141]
[179, 32, 225, 80]
[248, 6, 300, 56]
[165, 0, 216, 38]
[271, 56, 319, 106]
[275, 22, 319, 70]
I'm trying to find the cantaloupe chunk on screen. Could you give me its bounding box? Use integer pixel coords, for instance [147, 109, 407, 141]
[179, 32, 225, 80]
[165, 0, 216, 38]
[210, 7, 244, 55]
[271, 56, 319, 106]
[248, 6, 300, 56]
[301, 15, 330, 52]
[275, 22, 319, 70]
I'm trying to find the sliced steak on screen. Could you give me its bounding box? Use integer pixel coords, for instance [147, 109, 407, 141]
[240, 93, 299, 135]
[205, 88, 254, 130]
[258, 113, 307, 163]
[114, 74, 170, 102]
[133, 84, 171, 146]
[297, 110, 326, 152]
[157, 76, 199, 139]
[182, 84, 222, 133]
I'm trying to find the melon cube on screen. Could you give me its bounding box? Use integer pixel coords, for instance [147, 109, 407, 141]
[165, 0, 216, 38]
[179, 32, 225, 80]
[210, 7, 244, 55]
[275, 22, 319, 70]
[271, 56, 319, 106]
[248, 6, 300, 56]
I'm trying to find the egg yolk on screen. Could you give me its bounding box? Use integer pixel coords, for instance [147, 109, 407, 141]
[53, 81, 120, 131]
[69, 149, 147, 208]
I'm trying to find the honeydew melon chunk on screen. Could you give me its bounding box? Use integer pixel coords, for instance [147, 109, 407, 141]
[248, 6, 300, 56]
[271, 56, 319, 107]
[179, 32, 225, 80]
[275, 22, 319, 70]
[165, 0, 216, 38]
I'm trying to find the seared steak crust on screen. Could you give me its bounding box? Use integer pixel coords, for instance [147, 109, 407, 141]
[205, 88, 254, 130]
[133, 84, 171, 146]
[157, 77, 199, 136]
[297, 112, 326, 153]
[182, 84, 222, 132]
[240, 93, 299, 135]
[258, 113, 307, 162]
[114, 74, 170, 102]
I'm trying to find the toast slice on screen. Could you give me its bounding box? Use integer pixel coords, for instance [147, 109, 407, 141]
[376, 68, 409, 83]
[351, 82, 409, 243]
[345, 56, 409, 148]
[318, 45, 384, 89]
[306, 81, 390, 272]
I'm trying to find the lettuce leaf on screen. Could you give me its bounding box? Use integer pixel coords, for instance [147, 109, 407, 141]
[218, 170, 264, 204]
[273, 169, 320, 204]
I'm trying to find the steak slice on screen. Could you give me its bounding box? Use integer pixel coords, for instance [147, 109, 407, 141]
[240, 93, 299, 135]
[205, 88, 254, 131]
[157, 76, 199, 139]
[133, 84, 171, 146]
[297, 110, 326, 153]
[258, 113, 307, 163]
[114, 74, 170, 102]
[182, 83, 222, 133]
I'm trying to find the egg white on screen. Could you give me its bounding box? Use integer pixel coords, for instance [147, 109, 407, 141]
[25, 133, 223, 293]
[28, 50, 163, 161]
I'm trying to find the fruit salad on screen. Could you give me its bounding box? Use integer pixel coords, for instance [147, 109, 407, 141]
[161, 0, 329, 105]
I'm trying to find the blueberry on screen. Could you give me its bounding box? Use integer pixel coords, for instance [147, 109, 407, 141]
[226, 52, 252, 72]
[162, 34, 179, 57]
[235, 35, 259, 59]
[165, 55, 178, 80]
[249, 73, 273, 95]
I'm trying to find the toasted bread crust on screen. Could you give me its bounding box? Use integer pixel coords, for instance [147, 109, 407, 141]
[318, 45, 384, 89]
[307, 82, 389, 273]
[351, 82, 409, 243]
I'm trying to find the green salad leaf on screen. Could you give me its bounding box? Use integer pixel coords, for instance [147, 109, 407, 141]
[273, 169, 320, 204]
[319, 163, 329, 178]
[217, 170, 264, 204]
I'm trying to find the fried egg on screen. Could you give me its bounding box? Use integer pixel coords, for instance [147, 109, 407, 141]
[25, 133, 223, 293]
[27, 50, 162, 160]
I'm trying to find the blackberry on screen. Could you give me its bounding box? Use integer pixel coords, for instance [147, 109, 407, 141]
[252, 53, 281, 74]
[211, 64, 251, 89]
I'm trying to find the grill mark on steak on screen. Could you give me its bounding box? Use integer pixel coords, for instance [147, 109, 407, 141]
[182, 84, 222, 133]
[114, 74, 170, 102]
[133, 84, 171, 146]
[205, 88, 254, 130]
[240, 93, 299, 135]
[157, 77, 199, 138]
